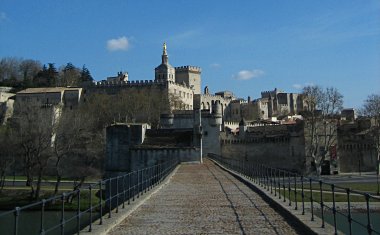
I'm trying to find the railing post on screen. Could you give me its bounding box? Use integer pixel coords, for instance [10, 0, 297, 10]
[288, 172, 291, 206]
[13, 207, 20, 235]
[108, 179, 112, 218]
[61, 193, 66, 235]
[145, 168, 147, 193]
[331, 184, 337, 235]
[40, 199, 46, 235]
[346, 188, 352, 235]
[99, 182, 103, 225]
[283, 171, 286, 202]
[274, 168, 277, 197]
[133, 172, 136, 202]
[148, 167, 151, 191]
[310, 179, 314, 221]
[137, 170, 140, 199]
[301, 176, 305, 215]
[122, 175, 126, 209]
[89, 185, 93, 232]
[128, 173, 131, 205]
[319, 181, 324, 228]
[278, 169, 281, 200]
[270, 168, 273, 194]
[365, 194, 373, 235]
[294, 173, 298, 210]
[116, 176, 119, 213]
[266, 167, 269, 191]
[258, 164, 261, 186]
[77, 189, 81, 235]
[141, 169, 144, 195]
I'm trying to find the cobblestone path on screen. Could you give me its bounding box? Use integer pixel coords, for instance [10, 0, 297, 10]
[108, 159, 300, 235]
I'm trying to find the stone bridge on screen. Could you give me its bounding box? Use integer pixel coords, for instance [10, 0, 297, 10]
[84, 159, 333, 235]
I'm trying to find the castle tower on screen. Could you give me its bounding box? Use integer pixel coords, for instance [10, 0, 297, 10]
[155, 43, 175, 82]
[268, 94, 273, 118]
[175, 66, 202, 95]
[239, 118, 247, 138]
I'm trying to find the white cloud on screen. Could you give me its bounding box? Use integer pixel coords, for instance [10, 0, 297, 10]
[292, 84, 302, 89]
[292, 82, 314, 90]
[210, 63, 221, 68]
[107, 36, 130, 52]
[232, 69, 264, 80]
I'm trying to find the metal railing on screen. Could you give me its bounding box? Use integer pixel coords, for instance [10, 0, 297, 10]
[0, 158, 179, 235]
[208, 154, 380, 235]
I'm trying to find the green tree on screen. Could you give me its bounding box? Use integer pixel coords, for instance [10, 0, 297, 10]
[33, 63, 58, 87]
[80, 65, 93, 83]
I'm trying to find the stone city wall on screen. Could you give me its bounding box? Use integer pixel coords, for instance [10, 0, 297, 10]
[221, 136, 306, 173]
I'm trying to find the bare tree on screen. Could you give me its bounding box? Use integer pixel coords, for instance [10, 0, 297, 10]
[0, 125, 15, 192]
[59, 63, 81, 87]
[302, 85, 343, 175]
[361, 94, 380, 175]
[82, 89, 183, 129]
[19, 59, 42, 83]
[0, 57, 21, 81]
[12, 101, 55, 198]
[51, 109, 85, 194]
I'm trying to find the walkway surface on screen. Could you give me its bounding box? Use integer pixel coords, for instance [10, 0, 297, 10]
[108, 159, 301, 235]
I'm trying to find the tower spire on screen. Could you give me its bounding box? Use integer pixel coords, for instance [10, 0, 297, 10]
[163, 42, 167, 55]
[162, 42, 168, 64]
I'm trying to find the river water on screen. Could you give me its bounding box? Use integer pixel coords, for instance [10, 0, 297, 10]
[0, 210, 97, 235]
[317, 211, 380, 234]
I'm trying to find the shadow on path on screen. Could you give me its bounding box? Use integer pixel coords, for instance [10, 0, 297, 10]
[205, 163, 247, 235]
[213, 162, 281, 235]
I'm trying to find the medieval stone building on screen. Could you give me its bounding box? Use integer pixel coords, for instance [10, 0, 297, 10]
[338, 118, 378, 173]
[224, 88, 306, 122]
[0, 87, 15, 125]
[86, 43, 199, 111]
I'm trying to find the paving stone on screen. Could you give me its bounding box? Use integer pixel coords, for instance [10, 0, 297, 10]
[108, 160, 300, 235]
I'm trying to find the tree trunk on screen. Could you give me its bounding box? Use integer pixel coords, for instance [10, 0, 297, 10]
[34, 168, 43, 199]
[68, 177, 86, 204]
[54, 175, 62, 195]
[0, 171, 5, 192]
[377, 152, 380, 176]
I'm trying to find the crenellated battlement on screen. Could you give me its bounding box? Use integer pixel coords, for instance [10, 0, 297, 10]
[201, 93, 232, 101]
[94, 79, 167, 87]
[221, 135, 290, 145]
[224, 121, 280, 129]
[175, 65, 202, 73]
[261, 90, 275, 96]
[167, 81, 192, 90]
[231, 99, 247, 104]
[93, 79, 195, 90]
[224, 121, 239, 126]
[261, 88, 285, 96]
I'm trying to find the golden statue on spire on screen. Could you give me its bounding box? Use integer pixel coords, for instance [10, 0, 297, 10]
[163, 42, 167, 55]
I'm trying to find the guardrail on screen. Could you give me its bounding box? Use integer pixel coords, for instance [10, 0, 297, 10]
[208, 154, 380, 235]
[0, 158, 179, 235]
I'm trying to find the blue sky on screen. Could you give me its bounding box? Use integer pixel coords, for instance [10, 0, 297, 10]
[1, 1, 379, 108]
